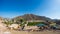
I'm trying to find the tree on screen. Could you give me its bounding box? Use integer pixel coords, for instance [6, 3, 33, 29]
[3, 19, 13, 27]
[15, 18, 26, 26]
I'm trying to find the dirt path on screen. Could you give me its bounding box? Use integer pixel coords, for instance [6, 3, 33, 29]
[28, 30, 60, 34]
[0, 22, 7, 34]
[9, 30, 60, 34]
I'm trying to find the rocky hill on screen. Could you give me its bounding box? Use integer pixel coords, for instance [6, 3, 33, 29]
[13, 14, 52, 22]
[0, 14, 60, 25]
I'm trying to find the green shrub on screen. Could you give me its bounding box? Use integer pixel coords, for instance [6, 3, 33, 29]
[27, 22, 45, 26]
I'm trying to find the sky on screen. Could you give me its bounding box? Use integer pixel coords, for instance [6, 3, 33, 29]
[0, 0, 60, 19]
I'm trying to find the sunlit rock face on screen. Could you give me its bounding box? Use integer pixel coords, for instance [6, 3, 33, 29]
[0, 17, 4, 23]
[0, 22, 7, 30]
[0, 17, 7, 33]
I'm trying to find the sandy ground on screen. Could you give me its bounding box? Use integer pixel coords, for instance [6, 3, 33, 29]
[0, 28, 60, 34]
[0, 22, 60, 34]
[2, 30, 60, 34]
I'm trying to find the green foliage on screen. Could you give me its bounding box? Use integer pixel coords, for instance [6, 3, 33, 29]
[4, 20, 13, 27]
[27, 22, 45, 26]
[14, 18, 27, 26]
[20, 22, 26, 26]
[15, 18, 25, 24]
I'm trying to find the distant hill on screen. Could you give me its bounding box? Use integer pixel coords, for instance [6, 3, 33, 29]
[52, 19, 60, 25]
[13, 14, 52, 22]
[13, 14, 60, 25]
[0, 14, 60, 25]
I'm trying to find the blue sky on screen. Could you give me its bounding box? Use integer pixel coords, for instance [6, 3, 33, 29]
[0, 0, 60, 19]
